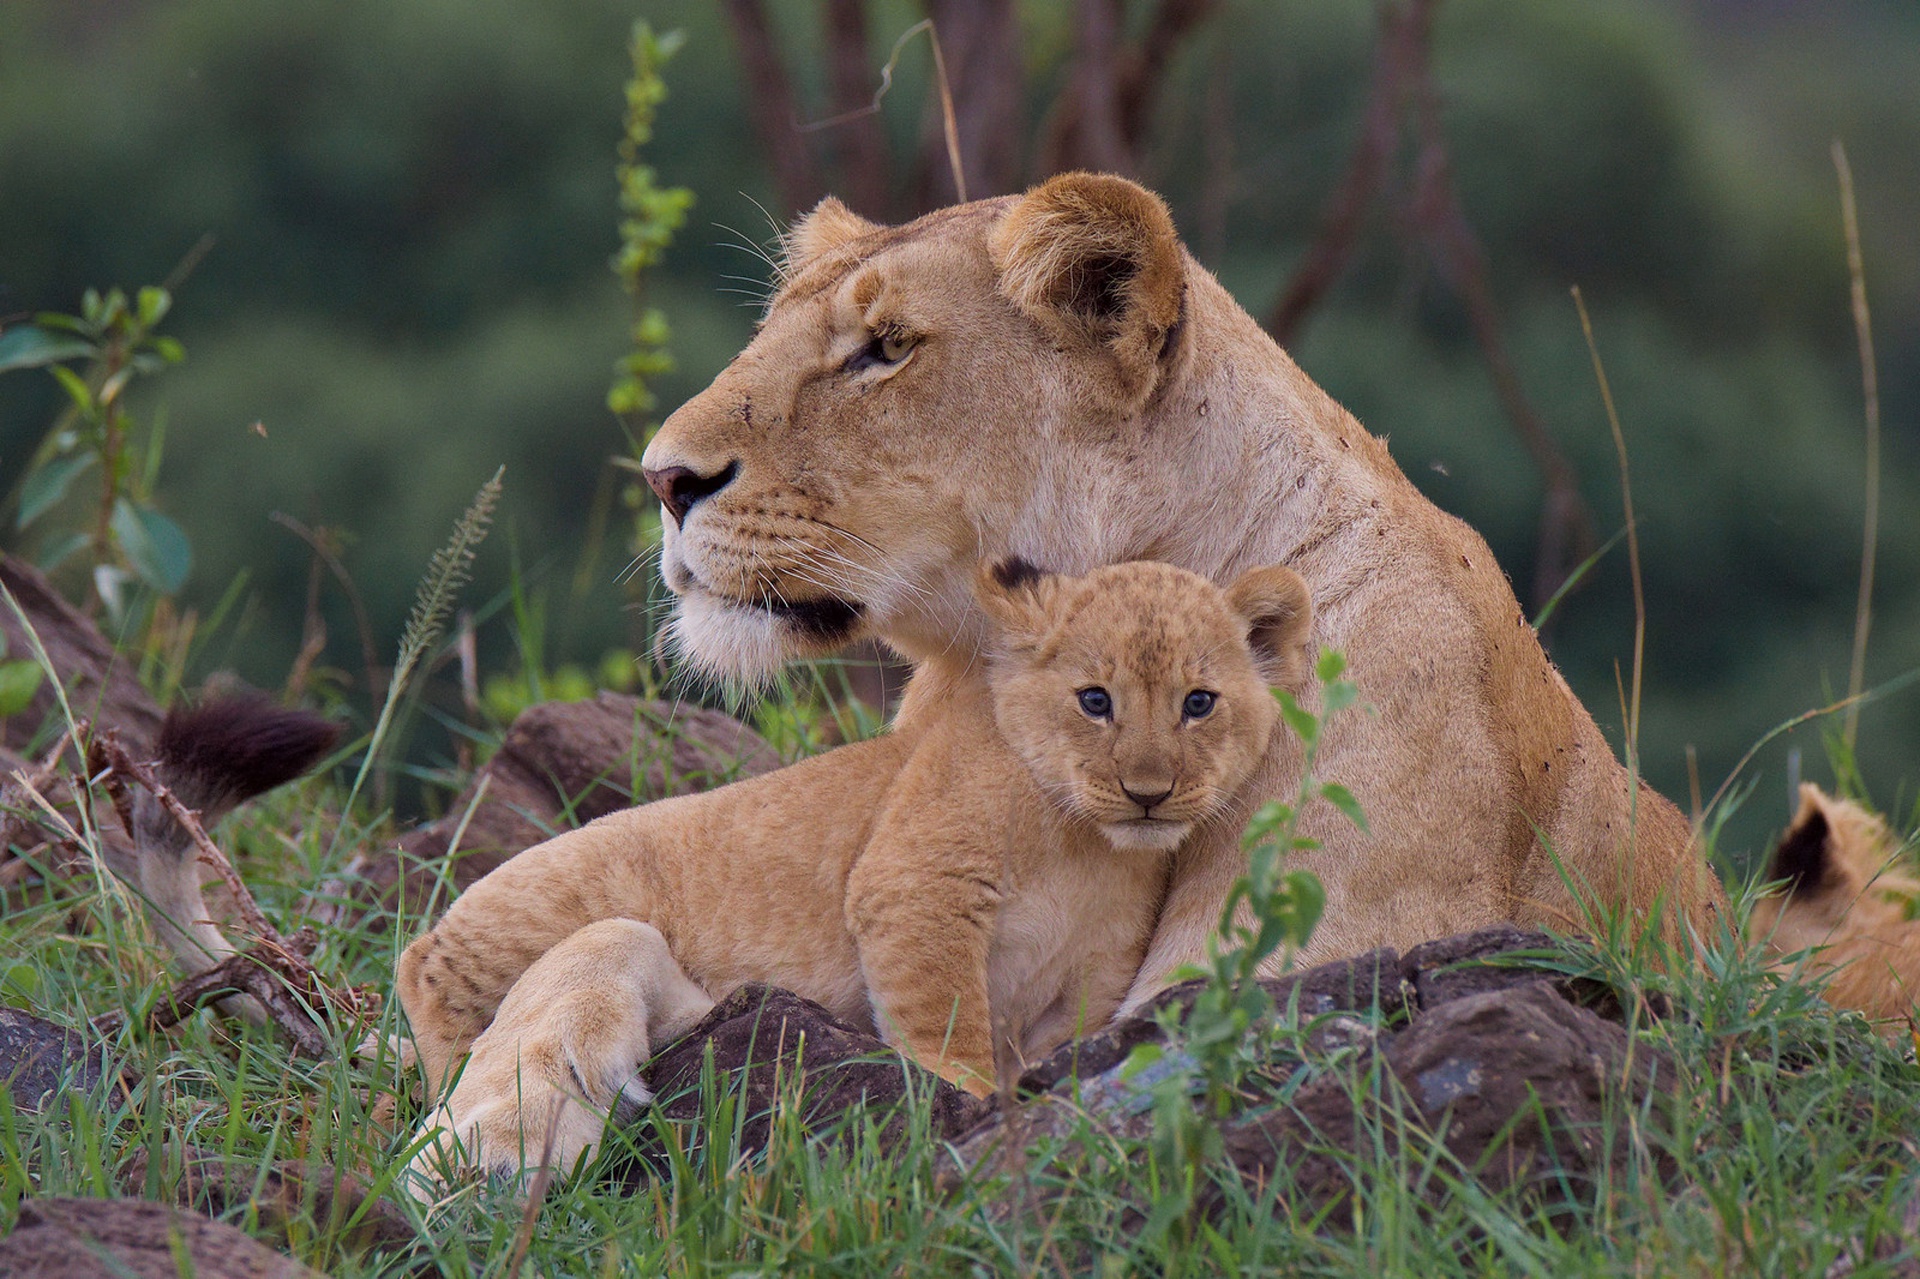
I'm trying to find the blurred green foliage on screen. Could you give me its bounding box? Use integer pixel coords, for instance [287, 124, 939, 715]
[0, 0, 1915, 858]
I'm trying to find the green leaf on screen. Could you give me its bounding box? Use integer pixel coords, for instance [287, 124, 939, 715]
[0, 325, 93, 374]
[1314, 648, 1347, 683]
[1, 962, 40, 1001]
[17, 453, 95, 529]
[1319, 782, 1369, 833]
[36, 531, 89, 573]
[111, 499, 192, 594]
[49, 364, 93, 414]
[1275, 689, 1318, 746]
[0, 659, 44, 717]
[136, 286, 171, 329]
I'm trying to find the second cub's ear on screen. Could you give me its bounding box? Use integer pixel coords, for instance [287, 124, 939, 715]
[1226, 566, 1314, 690]
[989, 172, 1185, 403]
[783, 196, 882, 268]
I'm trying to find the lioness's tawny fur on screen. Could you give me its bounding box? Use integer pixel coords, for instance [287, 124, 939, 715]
[398, 560, 1311, 1180]
[637, 171, 1725, 999]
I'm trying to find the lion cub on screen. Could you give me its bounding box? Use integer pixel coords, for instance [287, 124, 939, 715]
[1751, 784, 1920, 1029]
[399, 560, 1311, 1180]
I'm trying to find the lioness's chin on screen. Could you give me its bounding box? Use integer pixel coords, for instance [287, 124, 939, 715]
[1101, 820, 1191, 852]
[666, 587, 866, 686]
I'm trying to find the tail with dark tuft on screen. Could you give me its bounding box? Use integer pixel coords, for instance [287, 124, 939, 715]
[114, 694, 340, 1005]
[154, 695, 342, 824]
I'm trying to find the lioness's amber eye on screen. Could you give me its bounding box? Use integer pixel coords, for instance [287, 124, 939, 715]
[1183, 690, 1217, 719]
[1077, 687, 1112, 719]
[845, 331, 917, 373]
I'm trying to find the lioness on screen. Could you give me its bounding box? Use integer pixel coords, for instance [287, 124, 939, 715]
[400, 559, 1312, 1178]
[637, 170, 1724, 1004]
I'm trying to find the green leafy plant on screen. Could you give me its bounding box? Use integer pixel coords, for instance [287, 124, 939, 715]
[1129, 649, 1361, 1233]
[608, 23, 692, 422]
[0, 286, 190, 620]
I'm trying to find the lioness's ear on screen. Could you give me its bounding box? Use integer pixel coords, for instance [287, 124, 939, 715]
[1226, 565, 1313, 690]
[783, 196, 882, 267]
[975, 557, 1056, 644]
[989, 172, 1186, 403]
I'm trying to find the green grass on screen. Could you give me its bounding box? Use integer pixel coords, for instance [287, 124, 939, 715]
[5, 735, 1920, 1277]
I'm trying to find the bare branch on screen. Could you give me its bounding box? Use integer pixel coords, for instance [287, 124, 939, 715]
[1116, 0, 1222, 150]
[918, 0, 1024, 203]
[1404, 26, 1593, 606]
[84, 727, 375, 1053]
[724, 0, 822, 215]
[1265, 0, 1428, 345]
[144, 933, 358, 1061]
[823, 0, 893, 218]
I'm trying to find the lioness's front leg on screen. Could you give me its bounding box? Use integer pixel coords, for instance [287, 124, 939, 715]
[397, 819, 662, 1094]
[404, 918, 714, 1190]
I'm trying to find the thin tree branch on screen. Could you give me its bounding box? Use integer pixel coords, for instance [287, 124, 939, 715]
[823, 0, 893, 218]
[724, 0, 822, 215]
[1265, 0, 1428, 345]
[919, 0, 1024, 203]
[1405, 26, 1593, 606]
[84, 727, 376, 1053]
[1116, 0, 1222, 150]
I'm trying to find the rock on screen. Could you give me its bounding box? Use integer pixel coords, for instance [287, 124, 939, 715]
[324, 693, 780, 924]
[0, 1007, 115, 1114]
[1211, 982, 1672, 1221]
[121, 1147, 418, 1256]
[618, 985, 990, 1178]
[1400, 926, 1559, 1008]
[0, 1197, 324, 1278]
[0, 555, 162, 754]
[1014, 946, 1412, 1099]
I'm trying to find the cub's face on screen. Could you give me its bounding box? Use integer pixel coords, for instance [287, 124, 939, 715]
[982, 561, 1313, 852]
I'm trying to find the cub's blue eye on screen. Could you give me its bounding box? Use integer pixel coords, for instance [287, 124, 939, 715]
[1077, 687, 1112, 719]
[1183, 690, 1217, 719]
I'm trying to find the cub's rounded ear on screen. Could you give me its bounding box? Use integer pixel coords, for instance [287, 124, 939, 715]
[1767, 786, 1837, 899]
[989, 172, 1186, 404]
[783, 196, 882, 269]
[1225, 565, 1314, 690]
[974, 557, 1055, 644]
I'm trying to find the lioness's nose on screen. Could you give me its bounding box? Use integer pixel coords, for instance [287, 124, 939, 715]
[1121, 783, 1174, 811]
[643, 462, 738, 526]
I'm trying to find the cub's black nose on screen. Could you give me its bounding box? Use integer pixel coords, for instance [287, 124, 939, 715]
[643, 461, 738, 525]
[1122, 784, 1174, 811]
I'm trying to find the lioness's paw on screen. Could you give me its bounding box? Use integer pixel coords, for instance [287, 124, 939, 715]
[398, 919, 714, 1196]
[400, 989, 655, 1195]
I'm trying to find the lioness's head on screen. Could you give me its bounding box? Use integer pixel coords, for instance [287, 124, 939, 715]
[977, 558, 1311, 852]
[641, 173, 1201, 684]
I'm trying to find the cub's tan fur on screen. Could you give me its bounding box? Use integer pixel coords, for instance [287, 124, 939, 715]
[638, 171, 1725, 1001]
[1751, 784, 1920, 1028]
[399, 560, 1310, 1180]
